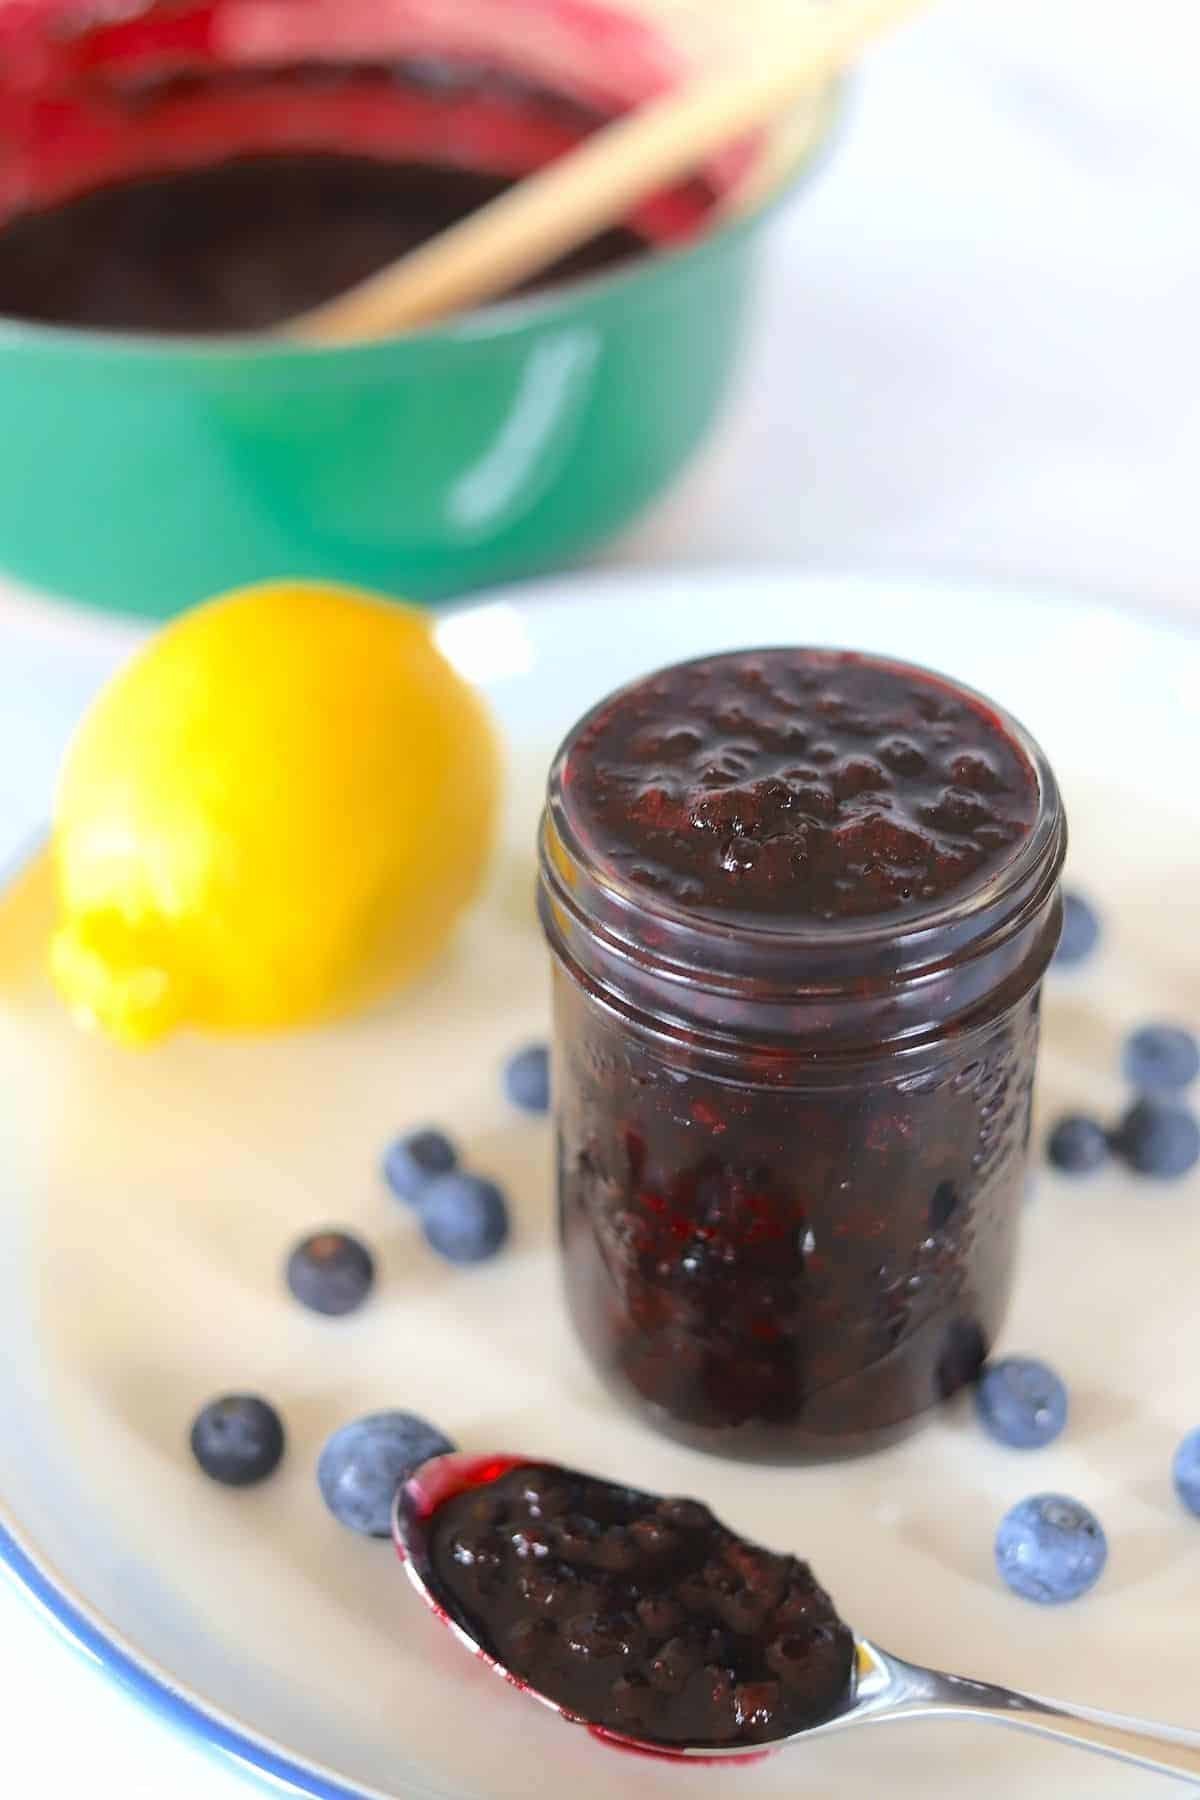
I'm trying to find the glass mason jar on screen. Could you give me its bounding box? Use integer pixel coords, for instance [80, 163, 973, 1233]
[539, 648, 1065, 1463]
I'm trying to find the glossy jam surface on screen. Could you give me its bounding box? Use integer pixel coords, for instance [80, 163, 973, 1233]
[559, 650, 1038, 926]
[428, 1462, 854, 1748]
[0, 151, 649, 335]
[542, 648, 1064, 1461]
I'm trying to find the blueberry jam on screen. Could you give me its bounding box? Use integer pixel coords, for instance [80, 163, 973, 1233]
[0, 154, 649, 336]
[559, 649, 1038, 926]
[425, 1461, 855, 1748]
[540, 650, 1065, 1461]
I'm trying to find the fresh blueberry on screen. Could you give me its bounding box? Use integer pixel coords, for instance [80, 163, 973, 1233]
[190, 1395, 285, 1487]
[1054, 891, 1101, 967]
[318, 1411, 456, 1536]
[1121, 1024, 1200, 1095]
[383, 1128, 458, 1206]
[1172, 1429, 1200, 1517]
[1046, 1115, 1109, 1174]
[1111, 1098, 1200, 1178]
[503, 1043, 550, 1115]
[1057, 889, 1101, 964]
[995, 1493, 1107, 1603]
[421, 1172, 510, 1264]
[935, 1317, 986, 1398]
[286, 1229, 375, 1315]
[975, 1357, 1068, 1448]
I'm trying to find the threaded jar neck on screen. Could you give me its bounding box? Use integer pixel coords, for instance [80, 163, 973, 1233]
[539, 648, 1066, 1063]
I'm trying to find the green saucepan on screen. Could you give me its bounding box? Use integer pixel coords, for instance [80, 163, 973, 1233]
[0, 2, 837, 619]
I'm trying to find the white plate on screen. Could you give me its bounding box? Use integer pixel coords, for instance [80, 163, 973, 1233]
[1, 569, 1197, 1800]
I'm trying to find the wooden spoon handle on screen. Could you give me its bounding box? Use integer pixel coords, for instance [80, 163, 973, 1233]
[287, 0, 929, 343]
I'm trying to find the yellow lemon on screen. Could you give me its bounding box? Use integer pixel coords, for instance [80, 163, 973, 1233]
[51, 580, 498, 1045]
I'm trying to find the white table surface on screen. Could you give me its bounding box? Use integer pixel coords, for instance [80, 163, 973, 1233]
[2, 1, 1198, 1793]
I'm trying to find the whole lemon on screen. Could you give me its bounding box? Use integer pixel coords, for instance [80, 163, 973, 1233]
[51, 580, 498, 1045]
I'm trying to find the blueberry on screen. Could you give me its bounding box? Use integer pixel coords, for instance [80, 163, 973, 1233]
[504, 1043, 550, 1115]
[421, 1172, 510, 1264]
[1054, 891, 1101, 967]
[1111, 1098, 1200, 1178]
[383, 1128, 458, 1206]
[1046, 1115, 1109, 1174]
[318, 1411, 456, 1536]
[1121, 1024, 1200, 1094]
[995, 1494, 1107, 1603]
[190, 1395, 285, 1487]
[975, 1357, 1068, 1448]
[1172, 1429, 1200, 1517]
[286, 1230, 375, 1315]
[935, 1318, 986, 1398]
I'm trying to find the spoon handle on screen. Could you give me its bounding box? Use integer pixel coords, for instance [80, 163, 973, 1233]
[869, 1649, 1200, 1782]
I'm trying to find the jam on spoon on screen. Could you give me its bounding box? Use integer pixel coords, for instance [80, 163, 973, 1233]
[395, 1455, 1200, 1779]
[399, 1454, 854, 1750]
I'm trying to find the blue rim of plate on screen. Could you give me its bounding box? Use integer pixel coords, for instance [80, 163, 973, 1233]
[0, 1505, 384, 1799]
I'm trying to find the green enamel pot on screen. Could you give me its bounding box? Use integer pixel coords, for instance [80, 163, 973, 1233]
[0, 46, 838, 619]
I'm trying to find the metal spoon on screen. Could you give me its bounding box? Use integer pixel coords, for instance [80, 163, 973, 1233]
[394, 1455, 1200, 1783]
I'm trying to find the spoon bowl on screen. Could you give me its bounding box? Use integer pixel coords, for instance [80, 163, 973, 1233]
[395, 1453, 1200, 1781]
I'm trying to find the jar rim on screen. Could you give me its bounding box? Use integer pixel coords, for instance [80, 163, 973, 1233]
[542, 646, 1065, 998]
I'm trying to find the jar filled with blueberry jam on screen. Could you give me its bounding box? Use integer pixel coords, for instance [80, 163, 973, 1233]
[539, 649, 1066, 1462]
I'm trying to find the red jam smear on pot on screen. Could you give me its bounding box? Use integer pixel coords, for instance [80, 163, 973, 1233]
[0, 3, 739, 334]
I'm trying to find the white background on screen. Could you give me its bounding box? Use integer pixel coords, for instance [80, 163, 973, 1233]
[1, 0, 1198, 1793]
